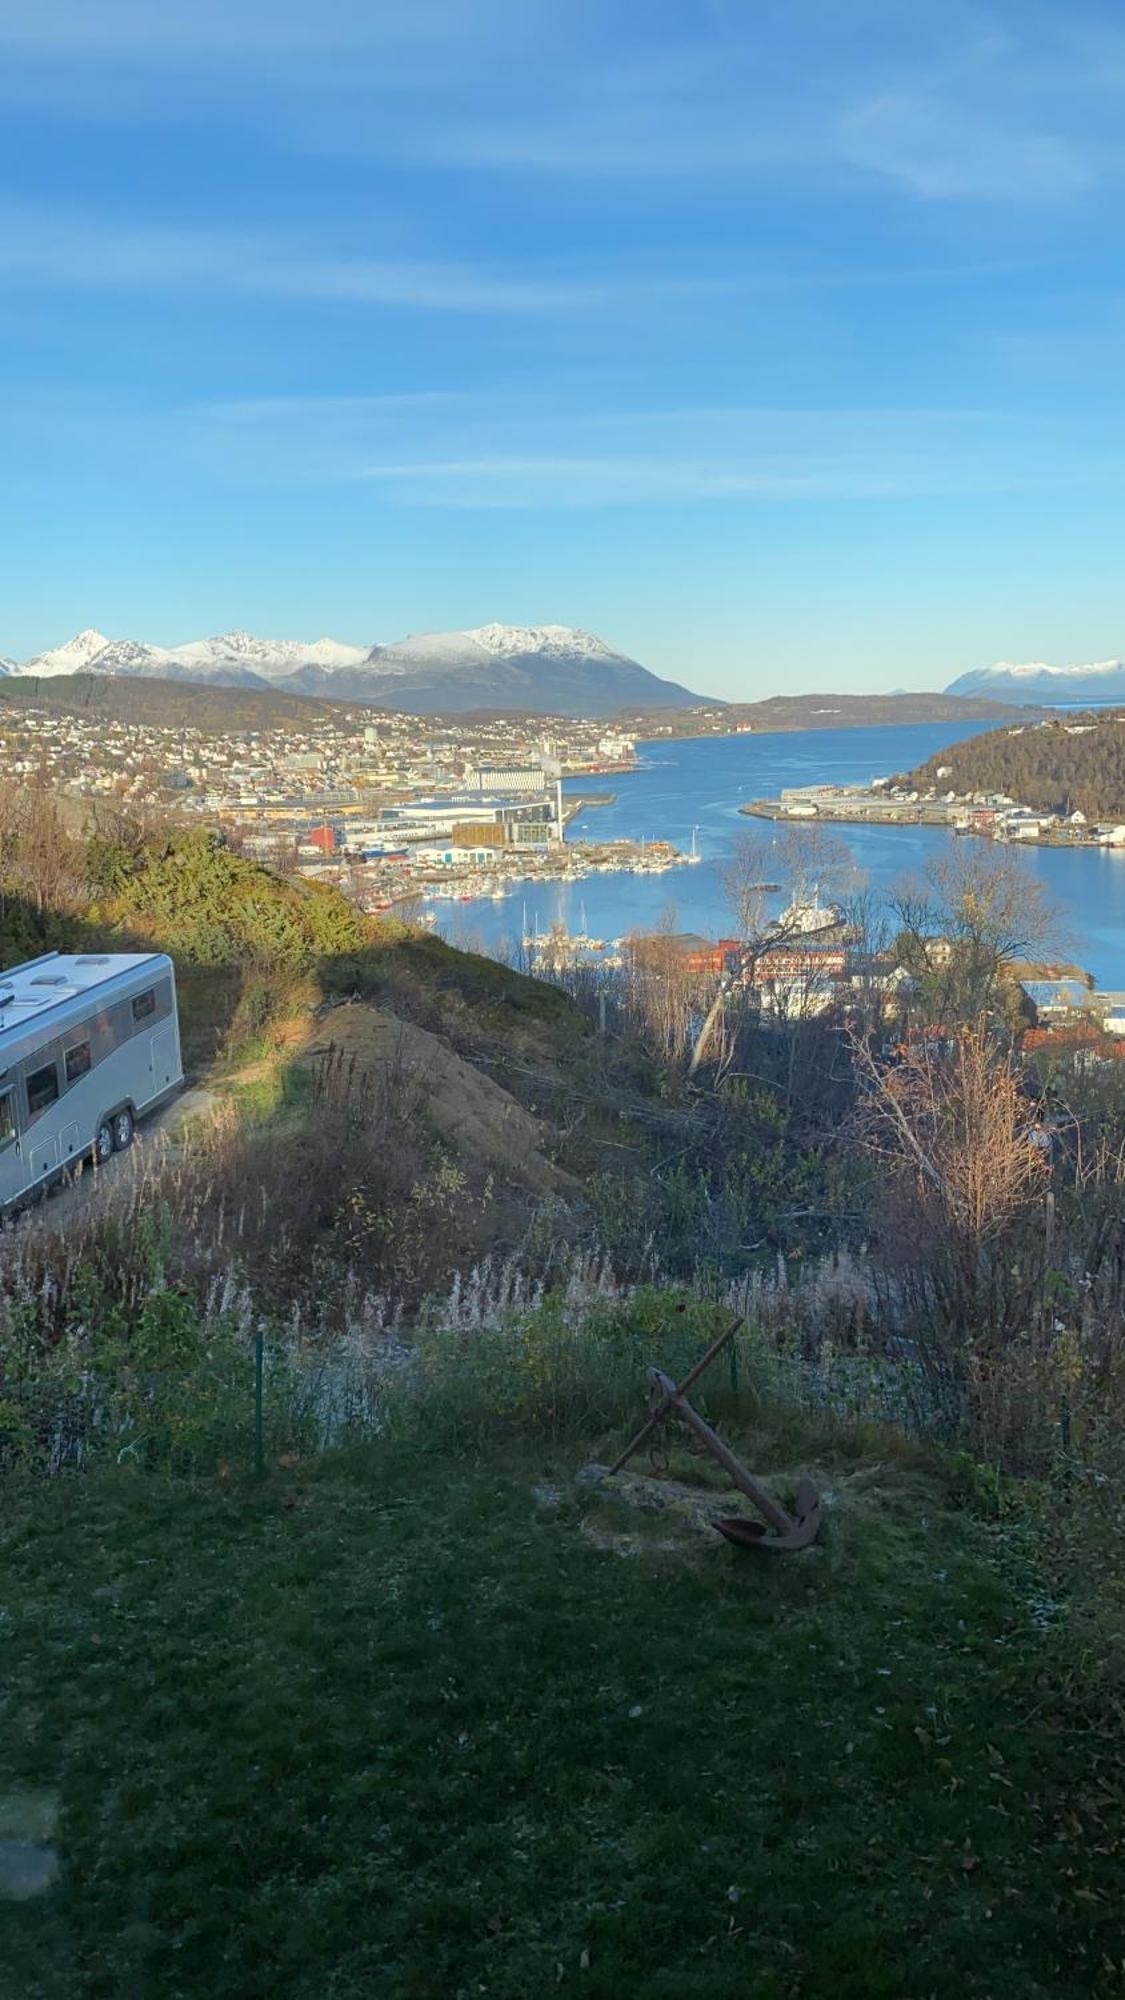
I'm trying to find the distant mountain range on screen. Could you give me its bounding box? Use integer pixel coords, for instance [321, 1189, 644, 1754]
[0, 624, 708, 718]
[946, 659, 1125, 704]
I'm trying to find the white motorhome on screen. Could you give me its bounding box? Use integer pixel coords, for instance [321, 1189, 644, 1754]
[0, 951, 183, 1214]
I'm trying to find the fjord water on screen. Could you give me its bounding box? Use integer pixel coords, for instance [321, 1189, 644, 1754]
[437, 721, 1125, 989]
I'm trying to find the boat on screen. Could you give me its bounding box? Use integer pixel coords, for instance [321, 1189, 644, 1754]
[775, 890, 842, 935]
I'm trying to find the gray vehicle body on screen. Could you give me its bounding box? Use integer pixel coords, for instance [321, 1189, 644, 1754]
[0, 950, 183, 1212]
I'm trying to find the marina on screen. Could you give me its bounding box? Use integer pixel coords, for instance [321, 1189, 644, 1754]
[433, 721, 1125, 989]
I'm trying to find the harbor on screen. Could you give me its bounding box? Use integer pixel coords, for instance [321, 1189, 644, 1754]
[431, 722, 1125, 990]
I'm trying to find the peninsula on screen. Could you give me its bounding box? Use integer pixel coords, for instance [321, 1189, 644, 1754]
[739, 709, 1125, 852]
[634, 689, 1036, 740]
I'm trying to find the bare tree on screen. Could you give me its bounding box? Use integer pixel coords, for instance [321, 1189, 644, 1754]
[719, 828, 776, 941]
[692, 824, 857, 1075]
[852, 1019, 1050, 1347]
[11, 764, 86, 919]
[889, 847, 1063, 1025]
[624, 905, 704, 1061]
[772, 822, 853, 907]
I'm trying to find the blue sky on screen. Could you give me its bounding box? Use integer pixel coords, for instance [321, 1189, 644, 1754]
[2, 0, 1124, 696]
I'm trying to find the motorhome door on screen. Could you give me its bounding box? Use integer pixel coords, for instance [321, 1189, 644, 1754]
[0, 1083, 23, 1205]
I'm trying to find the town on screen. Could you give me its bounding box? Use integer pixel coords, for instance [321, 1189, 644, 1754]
[631, 896, 1125, 1064]
[0, 688, 697, 915]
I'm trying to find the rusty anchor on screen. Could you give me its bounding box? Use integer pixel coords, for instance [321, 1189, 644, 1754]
[607, 1318, 822, 1553]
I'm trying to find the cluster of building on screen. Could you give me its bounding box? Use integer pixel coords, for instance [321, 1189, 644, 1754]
[0, 696, 641, 911]
[764, 779, 1125, 848]
[630, 914, 1125, 1058]
[1017, 978, 1125, 1063]
[628, 901, 894, 1018]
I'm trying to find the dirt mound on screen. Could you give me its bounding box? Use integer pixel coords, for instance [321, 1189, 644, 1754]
[302, 1001, 570, 1194]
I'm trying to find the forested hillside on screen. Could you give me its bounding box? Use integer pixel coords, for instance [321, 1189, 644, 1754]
[0, 670, 365, 731]
[911, 709, 1125, 817]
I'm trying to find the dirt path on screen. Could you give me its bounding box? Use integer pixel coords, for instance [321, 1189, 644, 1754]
[11, 990, 571, 1240]
[10, 1084, 220, 1235]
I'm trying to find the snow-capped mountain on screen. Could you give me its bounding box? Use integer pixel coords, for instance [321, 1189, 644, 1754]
[165, 632, 370, 675]
[314, 623, 705, 713]
[22, 629, 115, 678]
[7, 623, 708, 715]
[947, 659, 1125, 704]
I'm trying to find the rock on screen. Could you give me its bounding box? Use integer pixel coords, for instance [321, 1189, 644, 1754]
[0, 1790, 60, 1900]
[0, 1842, 58, 1900]
[0, 1789, 58, 1844]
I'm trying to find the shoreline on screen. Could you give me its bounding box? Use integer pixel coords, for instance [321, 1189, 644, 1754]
[740, 790, 1124, 853]
[634, 697, 1043, 747]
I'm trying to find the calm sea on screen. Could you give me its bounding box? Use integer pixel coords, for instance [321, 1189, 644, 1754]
[434, 720, 1125, 990]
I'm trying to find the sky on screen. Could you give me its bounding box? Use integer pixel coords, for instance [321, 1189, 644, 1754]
[2, 0, 1125, 697]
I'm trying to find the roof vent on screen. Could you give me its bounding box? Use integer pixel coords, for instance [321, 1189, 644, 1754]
[75, 955, 110, 966]
[31, 974, 69, 987]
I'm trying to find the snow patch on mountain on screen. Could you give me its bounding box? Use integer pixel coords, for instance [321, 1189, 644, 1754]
[469, 623, 620, 661]
[4, 622, 710, 714]
[990, 658, 1124, 681]
[23, 629, 113, 677]
[947, 657, 1125, 702]
[165, 631, 370, 675]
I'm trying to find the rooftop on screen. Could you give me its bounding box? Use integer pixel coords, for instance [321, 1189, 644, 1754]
[0, 951, 162, 1038]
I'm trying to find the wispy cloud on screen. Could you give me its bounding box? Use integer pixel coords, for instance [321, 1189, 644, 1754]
[838, 94, 1098, 201]
[179, 396, 1025, 507]
[8, 384, 1025, 509]
[0, 1, 1116, 210]
[0, 205, 665, 313]
[374, 7, 1115, 205]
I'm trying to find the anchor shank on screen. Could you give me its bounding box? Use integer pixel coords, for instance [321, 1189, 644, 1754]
[606, 1318, 743, 1475]
[647, 1369, 796, 1537]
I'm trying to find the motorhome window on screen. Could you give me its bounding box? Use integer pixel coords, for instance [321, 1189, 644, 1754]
[26, 1063, 60, 1115]
[0, 1092, 14, 1148]
[90, 1008, 120, 1063]
[132, 989, 156, 1023]
[65, 1041, 92, 1084]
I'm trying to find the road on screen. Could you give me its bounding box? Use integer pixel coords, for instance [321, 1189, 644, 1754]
[8, 1085, 219, 1236]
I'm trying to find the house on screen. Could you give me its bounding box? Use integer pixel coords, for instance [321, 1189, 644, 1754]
[627, 934, 737, 976]
[746, 942, 848, 1016]
[1020, 978, 1091, 1023]
[1020, 1021, 1125, 1067]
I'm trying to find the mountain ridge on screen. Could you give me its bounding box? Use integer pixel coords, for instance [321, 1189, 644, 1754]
[947, 658, 1125, 703]
[6, 623, 709, 717]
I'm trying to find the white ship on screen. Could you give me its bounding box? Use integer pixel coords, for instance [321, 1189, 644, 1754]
[774, 890, 842, 935]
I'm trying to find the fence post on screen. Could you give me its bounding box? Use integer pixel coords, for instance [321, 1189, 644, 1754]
[254, 1327, 265, 1479]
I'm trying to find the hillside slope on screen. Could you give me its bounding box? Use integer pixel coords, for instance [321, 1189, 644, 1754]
[911, 709, 1125, 818]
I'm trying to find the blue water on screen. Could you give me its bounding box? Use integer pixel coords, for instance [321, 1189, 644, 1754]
[436, 721, 1125, 989]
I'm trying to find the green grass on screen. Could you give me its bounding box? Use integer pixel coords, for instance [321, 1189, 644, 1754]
[0, 1438, 1119, 2000]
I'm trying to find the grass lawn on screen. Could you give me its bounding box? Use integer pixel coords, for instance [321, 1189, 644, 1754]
[0, 1435, 1119, 1999]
